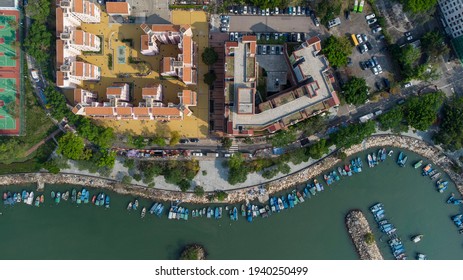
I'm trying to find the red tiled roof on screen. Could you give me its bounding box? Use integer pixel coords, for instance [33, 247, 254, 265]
[56, 8, 63, 37]
[141, 34, 149, 50]
[183, 35, 192, 65]
[85, 107, 114, 116]
[74, 88, 82, 104]
[133, 107, 150, 116]
[106, 2, 130, 15]
[56, 71, 64, 87]
[150, 24, 180, 32]
[56, 40, 64, 67]
[115, 107, 132, 116]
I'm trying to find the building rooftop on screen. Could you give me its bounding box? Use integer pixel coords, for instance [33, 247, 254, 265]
[105, 2, 130, 15]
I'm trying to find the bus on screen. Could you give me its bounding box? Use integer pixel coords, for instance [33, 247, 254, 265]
[358, 0, 365, 12]
[353, 0, 358, 12]
[351, 34, 359, 46]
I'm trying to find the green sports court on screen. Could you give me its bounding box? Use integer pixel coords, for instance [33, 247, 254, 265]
[0, 9, 21, 135]
[0, 15, 17, 68]
[0, 77, 19, 131]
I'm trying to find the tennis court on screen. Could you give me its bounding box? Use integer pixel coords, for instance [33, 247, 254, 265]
[0, 15, 17, 67]
[0, 78, 18, 131]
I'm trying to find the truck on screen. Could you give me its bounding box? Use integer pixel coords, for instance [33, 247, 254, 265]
[359, 113, 374, 123]
[358, 0, 365, 12]
[353, 0, 359, 12]
[30, 69, 39, 82]
[351, 34, 359, 46]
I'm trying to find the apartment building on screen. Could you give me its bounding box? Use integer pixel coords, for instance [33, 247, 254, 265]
[224, 36, 339, 136]
[439, 0, 463, 38]
[140, 24, 197, 85]
[56, 0, 101, 88]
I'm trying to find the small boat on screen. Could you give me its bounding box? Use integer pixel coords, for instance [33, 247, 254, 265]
[214, 207, 219, 219]
[149, 203, 158, 214]
[447, 193, 463, 205]
[16, 193, 21, 203]
[278, 198, 284, 210]
[367, 154, 373, 167]
[34, 196, 40, 207]
[377, 149, 382, 162]
[51, 191, 55, 199]
[417, 253, 427, 260]
[288, 194, 294, 208]
[184, 208, 189, 220]
[414, 160, 423, 169]
[411, 234, 423, 243]
[218, 207, 222, 219]
[388, 150, 393, 156]
[381, 148, 387, 161]
[21, 190, 27, 201]
[76, 192, 82, 204]
[55, 192, 61, 204]
[127, 202, 133, 210]
[437, 180, 448, 193]
[397, 152, 403, 165]
[63, 191, 69, 201]
[71, 189, 77, 203]
[133, 199, 139, 210]
[430, 172, 440, 180]
[26, 191, 34, 205]
[91, 195, 97, 204]
[281, 196, 288, 209]
[40, 195, 44, 203]
[241, 204, 246, 216]
[105, 195, 110, 208]
[141, 207, 146, 218]
[372, 153, 377, 165]
[332, 170, 340, 181]
[84, 190, 90, 204]
[401, 155, 408, 166]
[422, 164, 432, 176]
[296, 191, 304, 203]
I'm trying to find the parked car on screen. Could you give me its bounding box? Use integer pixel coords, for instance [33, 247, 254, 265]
[347, 57, 352, 66]
[365, 59, 374, 68]
[266, 33, 270, 40]
[377, 64, 383, 74]
[252, 7, 257, 15]
[361, 34, 368, 42]
[220, 27, 228, 32]
[404, 31, 411, 37]
[257, 45, 262, 54]
[365, 41, 373, 50]
[403, 82, 412, 88]
[189, 138, 200, 143]
[375, 81, 382, 90]
[297, 32, 301, 42]
[372, 67, 379, 75]
[274, 33, 279, 40]
[297, 6, 301, 15]
[192, 152, 203, 157]
[372, 27, 382, 33]
[358, 44, 368, 54]
[266, 8, 270, 16]
[262, 45, 267, 55]
[360, 61, 366, 70]
[179, 139, 189, 144]
[372, 56, 379, 66]
[266, 45, 270, 54]
[383, 78, 390, 88]
[271, 46, 275, 54]
[243, 6, 248, 14]
[234, 32, 238, 40]
[367, 18, 377, 25]
[356, 34, 363, 44]
[345, 10, 351, 20]
[275, 7, 279, 15]
[314, 17, 320, 26]
[230, 32, 234, 41]
[366, 13, 376, 20]
[406, 35, 413, 41]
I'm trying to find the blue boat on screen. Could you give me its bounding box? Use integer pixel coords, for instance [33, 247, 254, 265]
[288, 194, 294, 208]
[247, 204, 253, 222]
[206, 207, 212, 218]
[233, 207, 238, 221]
[156, 204, 164, 217]
[149, 203, 158, 214]
[452, 214, 463, 228]
[437, 180, 448, 193]
[381, 148, 387, 161]
[21, 190, 27, 201]
[105, 195, 110, 208]
[76, 191, 82, 204]
[397, 152, 407, 167]
[357, 157, 363, 168]
[370, 203, 384, 213]
[71, 189, 77, 203]
[332, 170, 340, 181]
[274, 197, 280, 212]
[184, 209, 189, 220]
[214, 207, 219, 219]
[84, 190, 90, 204]
[303, 187, 311, 199]
[132, 199, 138, 210]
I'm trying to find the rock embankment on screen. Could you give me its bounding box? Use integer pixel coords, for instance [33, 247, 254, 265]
[346, 210, 383, 260]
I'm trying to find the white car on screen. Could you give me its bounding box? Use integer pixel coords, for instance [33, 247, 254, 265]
[372, 27, 382, 33]
[275, 7, 279, 15]
[366, 13, 375, 20]
[266, 8, 270, 16]
[404, 82, 412, 88]
[372, 67, 379, 75]
[356, 34, 363, 44]
[377, 64, 383, 74]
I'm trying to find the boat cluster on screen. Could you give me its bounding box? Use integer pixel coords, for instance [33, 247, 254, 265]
[50, 188, 110, 208]
[370, 203, 407, 260]
[2, 190, 44, 207]
[421, 163, 441, 181]
[367, 148, 389, 168]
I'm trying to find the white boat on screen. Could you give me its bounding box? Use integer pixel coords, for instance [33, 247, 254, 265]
[26, 192, 34, 205]
[278, 198, 284, 210]
[388, 150, 393, 156]
[417, 253, 427, 260]
[141, 207, 146, 218]
[127, 202, 133, 210]
[412, 234, 423, 243]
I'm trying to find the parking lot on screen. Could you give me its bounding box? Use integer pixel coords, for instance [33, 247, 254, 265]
[330, 11, 397, 94]
[228, 15, 317, 33]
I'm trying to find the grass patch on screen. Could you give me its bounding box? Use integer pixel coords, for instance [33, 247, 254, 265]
[107, 53, 113, 70]
[0, 140, 56, 175]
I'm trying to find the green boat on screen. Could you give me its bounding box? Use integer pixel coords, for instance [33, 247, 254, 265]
[414, 160, 423, 169]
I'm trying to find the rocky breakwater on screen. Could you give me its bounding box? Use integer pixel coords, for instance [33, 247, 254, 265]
[345, 210, 383, 260]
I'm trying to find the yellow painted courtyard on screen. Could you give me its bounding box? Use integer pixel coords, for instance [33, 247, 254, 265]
[66, 10, 210, 138]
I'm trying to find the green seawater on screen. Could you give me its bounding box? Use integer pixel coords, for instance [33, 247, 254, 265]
[1, 148, 463, 260]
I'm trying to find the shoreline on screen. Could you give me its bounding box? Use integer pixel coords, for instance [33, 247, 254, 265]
[0, 135, 461, 204]
[345, 210, 383, 260]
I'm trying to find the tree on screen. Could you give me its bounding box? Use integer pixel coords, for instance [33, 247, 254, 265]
[317, 0, 342, 25]
[277, 162, 291, 174]
[364, 232, 375, 245]
[135, 62, 151, 75]
[24, 23, 52, 64]
[342, 77, 369, 105]
[403, 0, 438, 13]
[435, 97, 463, 151]
[95, 149, 116, 168]
[421, 31, 449, 60]
[405, 91, 444, 131]
[194, 186, 205, 197]
[227, 153, 249, 185]
[215, 191, 228, 201]
[57, 132, 86, 160]
[221, 137, 233, 149]
[201, 47, 218, 65]
[398, 44, 421, 67]
[122, 175, 132, 184]
[150, 135, 166, 146]
[322, 35, 352, 68]
[169, 131, 181, 146]
[377, 107, 404, 131]
[270, 128, 297, 147]
[296, 114, 328, 137]
[330, 121, 376, 149]
[131, 135, 145, 149]
[307, 139, 329, 159]
[26, 0, 50, 23]
[203, 71, 217, 87]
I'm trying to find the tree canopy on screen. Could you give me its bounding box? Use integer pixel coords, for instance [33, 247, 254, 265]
[227, 153, 248, 185]
[26, 0, 50, 23]
[57, 132, 87, 160]
[306, 139, 329, 159]
[342, 77, 369, 105]
[330, 121, 377, 149]
[203, 71, 217, 87]
[403, 0, 438, 13]
[421, 31, 449, 60]
[201, 47, 218, 65]
[377, 107, 405, 132]
[317, 0, 342, 25]
[24, 23, 52, 64]
[322, 35, 352, 68]
[434, 97, 463, 150]
[404, 91, 444, 131]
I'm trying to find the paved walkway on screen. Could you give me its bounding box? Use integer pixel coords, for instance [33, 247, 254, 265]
[24, 128, 61, 157]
